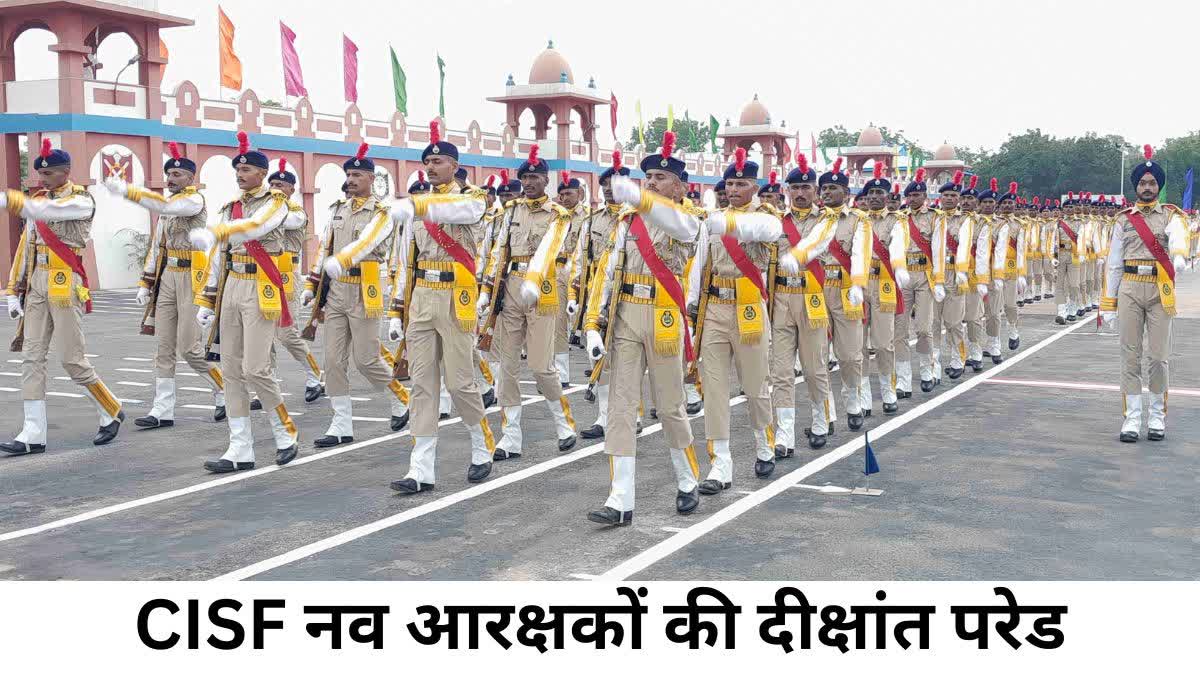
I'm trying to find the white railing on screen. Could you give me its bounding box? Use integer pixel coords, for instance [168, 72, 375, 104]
[4, 79, 59, 114]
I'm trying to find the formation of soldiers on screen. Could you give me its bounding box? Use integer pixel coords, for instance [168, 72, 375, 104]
[1, 132, 1193, 524]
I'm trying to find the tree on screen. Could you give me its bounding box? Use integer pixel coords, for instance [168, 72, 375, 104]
[629, 116, 709, 153]
[1155, 131, 1200, 207]
[969, 129, 1132, 200]
[817, 125, 856, 149]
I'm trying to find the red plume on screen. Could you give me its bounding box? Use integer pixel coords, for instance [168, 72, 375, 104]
[355, 143, 369, 160]
[968, 175, 979, 190]
[1143, 144, 1153, 160]
[1097, 195, 1105, 204]
[485, 174, 496, 188]
[1008, 181, 1018, 195]
[1054, 199, 1061, 207]
[831, 157, 843, 175]
[430, 120, 441, 146]
[690, 182, 698, 193]
[417, 170, 426, 183]
[1068, 191, 1075, 200]
[768, 170, 778, 186]
[278, 158, 288, 174]
[1033, 196, 1040, 206]
[236, 131, 250, 155]
[168, 141, 182, 161]
[951, 169, 963, 185]
[612, 149, 623, 172]
[661, 130, 676, 158]
[734, 147, 747, 173]
[892, 183, 901, 194]
[915, 167, 926, 183]
[528, 144, 540, 167]
[560, 170, 570, 186]
[40, 138, 52, 159]
[989, 177, 998, 192]
[500, 169, 509, 185]
[797, 152, 808, 174]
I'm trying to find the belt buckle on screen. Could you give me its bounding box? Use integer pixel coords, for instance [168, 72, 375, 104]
[1137, 265, 1154, 276]
[632, 282, 652, 299]
[423, 269, 442, 282]
[719, 288, 735, 300]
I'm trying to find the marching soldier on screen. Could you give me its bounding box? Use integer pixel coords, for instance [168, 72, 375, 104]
[887, 183, 903, 212]
[1, 139, 124, 454]
[977, 179, 1006, 364]
[300, 142, 409, 449]
[584, 134, 702, 524]
[990, 182, 1025, 357]
[189, 132, 301, 472]
[1043, 198, 1061, 304]
[267, 160, 324, 403]
[771, 153, 837, 454]
[857, 170, 909, 416]
[1100, 145, 1188, 442]
[959, 176, 993, 372]
[757, 171, 785, 210]
[480, 145, 578, 461]
[714, 179, 729, 209]
[1054, 192, 1085, 324]
[387, 121, 493, 492]
[688, 147, 783, 491]
[894, 168, 946, 396]
[554, 170, 588, 387]
[934, 170, 972, 380]
[103, 142, 226, 429]
[1026, 196, 1044, 303]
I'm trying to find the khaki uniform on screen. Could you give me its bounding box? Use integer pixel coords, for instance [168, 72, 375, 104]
[1054, 215, 1084, 316]
[4, 183, 122, 446]
[1026, 215, 1044, 299]
[895, 205, 946, 388]
[937, 210, 975, 371]
[856, 209, 909, 411]
[964, 212, 993, 362]
[1041, 216, 1058, 298]
[571, 203, 624, 431]
[813, 205, 870, 416]
[553, 202, 588, 381]
[272, 202, 321, 389]
[985, 214, 1023, 349]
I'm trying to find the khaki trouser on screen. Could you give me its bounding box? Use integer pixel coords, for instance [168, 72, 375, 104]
[861, 276, 896, 381]
[1119, 278, 1171, 396]
[1056, 250, 1080, 305]
[965, 287, 986, 346]
[321, 278, 395, 398]
[20, 267, 106, 401]
[700, 301, 771, 440]
[554, 264, 570, 354]
[1043, 256, 1056, 296]
[153, 268, 214, 380]
[940, 280, 967, 367]
[987, 277, 1019, 339]
[605, 302, 692, 455]
[769, 290, 830, 409]
[1082, 258, 1095, 301]
[824, 280, 864, 413]
[896, 273, 934, 362]
[1029, 258, 1042, 294]
[408, 284, 485, 437]
[495, 274, 562, 407]
[218, 275, 285, 418]
[271, 291, 320, 383]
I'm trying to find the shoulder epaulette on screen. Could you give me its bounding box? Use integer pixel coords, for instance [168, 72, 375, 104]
[268, 188, 287, 200]
[464, 186, 487, 198]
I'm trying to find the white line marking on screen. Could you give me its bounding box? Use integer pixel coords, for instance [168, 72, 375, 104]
[351, 416, 388, 423]
[181, 404, 215, 410]
[86, 354, 98, 358]
[179, 387, 213, 393]
[985, 378, 1200, 397]
[661, 526, 686, 533]
[53, 376, 71, 381]
[0, 372, 19, 377]
[568, 573, 598, 580]
[122, 357, 153, 362]
[349, 396, 371, 402]
[116, 399, 144, 404]
[0, 386, 19, 392]
[177, 373, 200, 378]
[117, 381, 151, 388]
[46, 392, 84, 398]
[595, 319, 1088, 581]
[6, 359, 21, 363]
[793, 484, 852, 495]
[0, 385, 587, 545]
[116, 368, 153, 373]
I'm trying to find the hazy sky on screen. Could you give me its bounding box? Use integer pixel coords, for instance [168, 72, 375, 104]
[14, 0, 1199, 153]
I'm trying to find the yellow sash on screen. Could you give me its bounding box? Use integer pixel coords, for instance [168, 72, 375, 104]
[537, 273, 558, 315]
[359, 260, 383, 319]
[255, 262, 283, 321]
[1158, 262, 1177, 316]
[452, 261, 478, 332]
[653, 279, 681, 356]
[802, 269, 829, 329]
[190, 249, 208, 295]
[735, 276, 764, 345]
[1005, 242, 1018, 280]
[278, 251, 296, 300]
[878, 267, 898, 314]
[47, 252, 73, 308]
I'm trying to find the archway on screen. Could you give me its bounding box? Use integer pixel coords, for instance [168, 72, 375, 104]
[88, 144, 148, 288]
[90, 30, 141, 83]
[199, 155, 237, 227]
[313, 162, 347, 236]
[10, 26, 58, 80]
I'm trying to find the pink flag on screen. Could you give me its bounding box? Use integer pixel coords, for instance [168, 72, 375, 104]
[609, 91, 618, 140]
[342, 34, 359, 103]
[810, 133, 818, 167]
[279, 22, 307, 97]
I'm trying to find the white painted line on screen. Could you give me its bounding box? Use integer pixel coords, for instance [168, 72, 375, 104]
[177, 373, 200, 378]
[116, 399, 144, 405]
[0, 372, 19, 377]
[351, 416, 388, 423]
[595, 318, 1089, 582]
[179, 387, 213, 393]
[568, 573, 598, 580]
[661, 526, 687, 533]
[182, 404, 215, 410]
[53, 376, 71, 381]
[122, 357, 153, 362]
[0, 385, 587, 545]
[793, 484, 852, 495]
[117, 381, 151, 388]
[6, 359, 21, 363]
[116, 368, 153, 373]
[85, 354, 98, 358]
[349, 396, 372, 402]
[735, 490, 755, 496]
[46, 392, 84, 398]
[0, 386, 18, 392]
[985, 377, 1200, 397]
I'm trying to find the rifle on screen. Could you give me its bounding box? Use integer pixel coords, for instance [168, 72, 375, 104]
[203, 243, 231, 362]
[9, 229, 34, 353]
[391, 232, 418, 381]
[765, 241, 779, 323]
[138, 234, 168, 336]
[588, 242, 626, 385]
[684, 256, 712, 385]
[301, 230, 335, 341]
[476, 210, 514, 354]
[570, 206, 597, 345]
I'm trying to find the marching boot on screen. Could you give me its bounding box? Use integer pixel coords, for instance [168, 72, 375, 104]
[858, 375, 873, 419]
[1147, 393, 1167, 441]
[390, 388, 409, 431]
[669, 446, 701, 514]
[136, 377, 177, 429]
[250, 397, 263, 411]
[989, 337, 1004, 364]
[86, 382, 124, 446]
[1119, 395, 1141, 443]
[204, 417, 256, 472]
[467, 420, 496, 483]
[753, 429, 775, 479]
[315, 395, 355, 448]
[895, 361, 912, 399]
[481, 387, 497, 409]
[919, 354, 935, 393]
[582, 384, 609, 439]
[269, 403, 300, 466]
[303, 356, 323, 402]
[879, 374, 899, 415]
[685, 382, 703, 414]
[588, 456, 634, 525]
[304, 384, 324, 403]
[1, 400, 48, 455]
[550, 396, 577, 452]
[392, 436, 437, 494]
[1008, 330, 1020, 351]
[699, 439, 733, 494]
[494, 406, 523, 460]
[774, 407, 795, 459]
[1055, 304, 1067, 325]
[213, 386, 227, 421]
[807, 400, 828, 449]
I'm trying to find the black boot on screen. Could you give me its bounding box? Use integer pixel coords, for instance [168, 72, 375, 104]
[1066, 314, 1076, 322]
[493, 448, 520, 461]
[754, 459, 776, 479]
[558, 435, 577, 452]
[883, 401, 898, 415]
[250, 398, 263, 411]
[390, 411, 409, 431]
[991, 354, 1003, 365]
[580, 424, 605, 439]
[686, 400, 703, 415]
[1119, 431, 1139, 443]
[808, 433, 827, 449]
[775, 444, 794, 460]
[275, 445, 298, 466]
[649, 407, 658, 420]
[1008, 337, 1020, 350]
[214, 405, 227, 422]
[0, 440, 45, 455]
[204, 458, 255, 473]
[467, 462, 492, 483]
[583, 386, 596, 403]
[314, 435, 353, 448]
[698, 479, 730, 495]
[896, 389, 911, 400]
[481, 388, 497, 409]
[390, 478, 434, 494]
[920, 379, 935, 393]
[847, 413, 864, 430]
[134, 415, 173, 429]
[1147, 428, 1165, 441]
[304, 384, 324, 403]
[947, 367, 964, 379]
[93, 411, 125, 446]
[676, 488, 699, 514]
[586, 506, 632, 525]
[1055, 316, 1066, 325]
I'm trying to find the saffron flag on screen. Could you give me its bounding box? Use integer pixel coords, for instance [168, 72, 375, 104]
[437, 53, 446, 118]
[342, 35, 359, 103]
[609, 91, 618, 140]
[218, 6, 242, 90]
[864, 431, 880, 476]
[158, 38, 168, 80]
[280, 22, 307, 98]
[390, 46, 407, 115]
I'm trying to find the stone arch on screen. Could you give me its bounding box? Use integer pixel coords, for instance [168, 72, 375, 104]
[313, 162, 348, 235]
[87, 27, 141, 82]
[88, 143, 148, 288]
[198, 154, 238, 226]
[8, 24, 59, 80]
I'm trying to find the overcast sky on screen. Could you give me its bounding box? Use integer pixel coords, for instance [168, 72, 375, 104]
[14, 0, 1199, 153]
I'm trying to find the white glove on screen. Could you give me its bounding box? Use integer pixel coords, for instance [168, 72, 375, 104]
[933, 284, 946, 303]
[197, 307, 215, 329]
[778, 251, 801, 276]
[103, 175, 128, 196]
[847, 285, 863, 306]
[977, 283, 989, 297]
[704, 212, 727, 235]
[189, 227, 216, 253]
[383, 282, 392, 299]
[567, 299, 579, 316]
[519, 281, 540, 308]
[7, 294, 22, 319]
[994, 279, 1004, 292]
[1101, 311, 1118, 326]
[1052, 258, 1060, 269]
[895, 268, 910, 290]
[1017, 276, 1028, 295]
[610, 175, 640, 206]
[392, 198, 415, 223]
[476, 292, 491, 313]
[300, 289, 315, 306]
[1174, 255, 1186, 276]
[388, 317, 404, 342]
[323, 255, 345, 279]
[135, 286, 151, 307]
[586, 329, 605, 359]
[955, 272, 968, 286]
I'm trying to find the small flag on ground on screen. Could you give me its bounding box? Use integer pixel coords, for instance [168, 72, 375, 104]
[853, 431, 883, 496]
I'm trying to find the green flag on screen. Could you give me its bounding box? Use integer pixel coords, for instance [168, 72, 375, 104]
[636, 100, 645, 147]
[436, 53, 446, 117]
[708, 114, 719, 153]
[667, 104, 674, 132]
[390, 46, 407, 115]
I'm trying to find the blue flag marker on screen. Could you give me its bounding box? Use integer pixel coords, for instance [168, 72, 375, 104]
[1182, 167, 1194, 211]
[864, 431, 880, 476]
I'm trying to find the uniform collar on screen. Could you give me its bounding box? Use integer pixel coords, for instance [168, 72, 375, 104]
[605, 202, 622, 215]
[240, 184, 267, 201]
[50, 182, 75, 198]
[1135, 201, 1161, 214]
[433, 181, 454, 195]
[349, 195, 374, 212]
[525, 195, 548, 209]
[789, 206, 814, 218]
[867, 208, 887, 218]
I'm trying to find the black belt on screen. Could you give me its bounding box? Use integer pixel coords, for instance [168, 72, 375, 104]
[417, 269, 456, 282]
[907, 255, 929, 266]
[1123, 264, 1157, 276]
[227, 261, 257, 273]
[555, 255, 569, 265]
[775, 276, 806, 288]
[947, 255, 956, 265]
[707, 285, 736, 300]
[167, 257, 191, 268]
[620, 282, 658, 298]
[291, 254, 300, 264]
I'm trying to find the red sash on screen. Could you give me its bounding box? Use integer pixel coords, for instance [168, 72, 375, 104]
[871, 232, 905, 314]
[231, 200, 292, 328]
[35, 221, 92, 313]
[719, 235, 767, 299]
[629, 214, 693, 363]
[907, 215, 933, 260]
[1126, 210, 1175, 283]
[1057, 220, 1077, 245]
[827, 238, 854, 273]
[1008, 236, 1019, 251]
[422, 220, 476, 272]
[947, 233, 960, 257]
[782, 214, 826, 286]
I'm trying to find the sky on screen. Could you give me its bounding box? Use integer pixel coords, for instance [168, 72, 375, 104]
[12, 0, 1200, 154]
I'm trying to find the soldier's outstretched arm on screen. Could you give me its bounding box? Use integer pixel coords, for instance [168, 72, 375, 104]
[849, 215, 871, 289]
[520, 207, 572, 303]
[208, 194, 289, 244]
[974, 222, 992, 279]
[117, 184, 204, 218]
[685, 236, 708, 308]
[327, 207, 393, 273]
[408, 191, 486, 227]
[1101, 222, 1124, 311]
[703, 209, 782, 242]
[609, 176, 699, 242]
[1, 189, 94, 222]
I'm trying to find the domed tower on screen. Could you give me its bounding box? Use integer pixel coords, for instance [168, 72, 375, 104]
[487, 39, 608, 165]
[841, 125, 898, 189]
[717, 94, 793, 175]
[922, 142, 968, 186]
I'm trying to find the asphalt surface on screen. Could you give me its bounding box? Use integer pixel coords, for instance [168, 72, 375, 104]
[0, 272, 1196, 581]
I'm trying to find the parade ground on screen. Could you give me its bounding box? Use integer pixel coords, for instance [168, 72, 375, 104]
[0, 274, 1196, 582]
